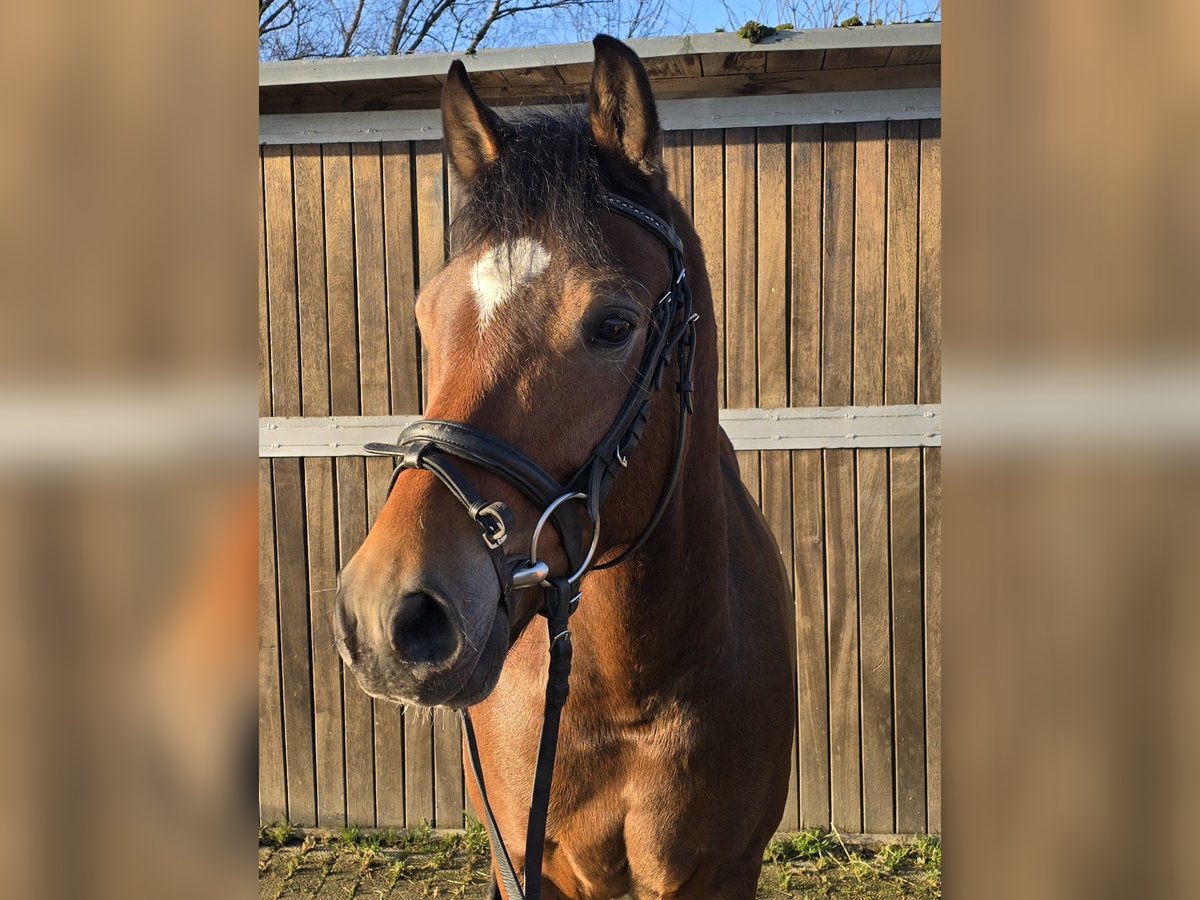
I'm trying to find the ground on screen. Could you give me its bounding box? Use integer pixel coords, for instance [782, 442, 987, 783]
[259, 822, 941, 899]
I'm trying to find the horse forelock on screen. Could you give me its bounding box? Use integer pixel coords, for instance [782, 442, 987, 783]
[450, 106, 670, 268]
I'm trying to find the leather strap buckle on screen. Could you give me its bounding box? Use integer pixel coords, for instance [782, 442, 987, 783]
[472, 501, 511, 550]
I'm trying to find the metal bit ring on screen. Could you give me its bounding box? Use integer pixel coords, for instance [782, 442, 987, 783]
[528, 492, 601, 585]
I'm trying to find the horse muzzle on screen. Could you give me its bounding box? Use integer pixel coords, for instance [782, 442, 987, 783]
[333, 570, 510, 709]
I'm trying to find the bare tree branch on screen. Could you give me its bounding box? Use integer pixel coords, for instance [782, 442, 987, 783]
[403, 0, 458, 53]
[259, 0, 298, 36]
[466, 0, 504, 52]
[260, 0, 939, 63]
[339, 0, 369, 55]
[387, 0, 415, 54]
[466, 0, 585, 53]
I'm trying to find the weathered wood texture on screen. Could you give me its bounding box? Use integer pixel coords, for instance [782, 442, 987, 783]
[261, 62, 940, 114]
[258, 122, 941, 832]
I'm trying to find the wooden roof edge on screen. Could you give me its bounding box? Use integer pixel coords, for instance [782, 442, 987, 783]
[259, 23, 940, 88]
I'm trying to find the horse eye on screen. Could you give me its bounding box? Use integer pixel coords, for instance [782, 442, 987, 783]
[591, 316, 634, 347]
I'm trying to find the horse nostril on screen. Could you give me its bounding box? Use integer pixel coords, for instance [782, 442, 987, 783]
[388, 593, 458, 667]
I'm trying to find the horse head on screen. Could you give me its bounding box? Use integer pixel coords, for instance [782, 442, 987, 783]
[334, 36, 710, 709]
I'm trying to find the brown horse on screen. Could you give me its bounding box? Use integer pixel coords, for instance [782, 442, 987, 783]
[335, 35, 794, 900]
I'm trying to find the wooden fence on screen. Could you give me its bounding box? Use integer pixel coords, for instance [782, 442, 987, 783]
[259, 120, 941, 835]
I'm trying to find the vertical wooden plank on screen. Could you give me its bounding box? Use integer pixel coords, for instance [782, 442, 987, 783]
[413, 139, 449, 825]
[264, 145, 316, 825]
[324, 145, 360, 418]
[825, 449, 861, 833]
[380, 141, 419, 828]
[258, 459, 287, 822]
[854, 123, 887, 406]
[367, 458, 406, 826]
[433, 712, 464, 828]
[789, 126, 827, 827]
[663, 130, 693, 218]
[304, 457, 343, 826]
[257, 147, 283, 820]
[383, 142, 420, 416]
[337, 457, 376, 825]
[762, 450, 797, 829]
[924, 448, 942, 832]
[325, 143, 375, 826]
[352, 142, 402, 828]
[820, 123, 859, 832]
[918, 120, 941, 832]
[886, 121, 924, 830]
[757, 127, 788, 410]
[294, 145, 344, 827]
[918, 120, 942, 405]
[353, 143, 390, 418]
[891, 447, 926, 832]
[724, 128, 757, 410]
[792, 450, 829, 827]
[886, 121, 919, 406]
[692, 130, 725, 406]
[264, 145, 300, 418]
[857, 449, 893, 832]
[372, 712, 404, 824]
[429, 374, 463, 818]
[420, 140, 463, 829]
[258, 150, 271, 417]
[294, 146, 330, 417]
[754, 125, 793, 826]
[853, 122, 893, 833]
[415, 140, 446, 408]
[790, 125, 822, 408]
[736, 451, 760, 501]
[822, 125, 855, 407]
[274, 458, 316, 825]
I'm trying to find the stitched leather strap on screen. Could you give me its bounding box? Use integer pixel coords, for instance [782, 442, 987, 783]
[369, 419, 587, 574]
[462, 577, 576, 900]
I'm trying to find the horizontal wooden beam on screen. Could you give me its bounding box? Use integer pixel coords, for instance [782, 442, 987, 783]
[259, 24, 940, 88]
[259, 88, 939, 145]
[259, 405, 941, 457]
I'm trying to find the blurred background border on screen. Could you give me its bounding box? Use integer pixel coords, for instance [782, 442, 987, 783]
[0, 2, 1197, 898]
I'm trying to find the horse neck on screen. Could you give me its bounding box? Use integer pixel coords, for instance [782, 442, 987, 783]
[574, 209, 730, 693]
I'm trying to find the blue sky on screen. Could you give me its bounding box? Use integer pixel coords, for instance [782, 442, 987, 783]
[259, 0, 943, 60]
[550, 0, 943, 43]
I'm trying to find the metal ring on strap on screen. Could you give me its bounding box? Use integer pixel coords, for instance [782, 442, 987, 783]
[528, 492, 601, 585]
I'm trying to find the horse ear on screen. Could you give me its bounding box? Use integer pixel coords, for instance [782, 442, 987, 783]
[588, 34, 662, 171]
[441, 60, 504, 182]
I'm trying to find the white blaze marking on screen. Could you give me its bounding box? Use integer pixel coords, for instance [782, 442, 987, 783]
[470, 238, 550, 329]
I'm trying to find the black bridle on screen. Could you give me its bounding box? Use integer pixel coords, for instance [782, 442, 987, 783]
[364, 192, 697, 900]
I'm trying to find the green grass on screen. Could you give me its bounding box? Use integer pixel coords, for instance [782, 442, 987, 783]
[914, 834, 942, 874]
[443, 819, 490, 858]
[259, 819, 299, 847]
[400, 821, 434, 851]
[762, 829, 942, 897]
[765, 828, 839, 863]
[875, 841, 911, 874]
[261, 825, 941, 898]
